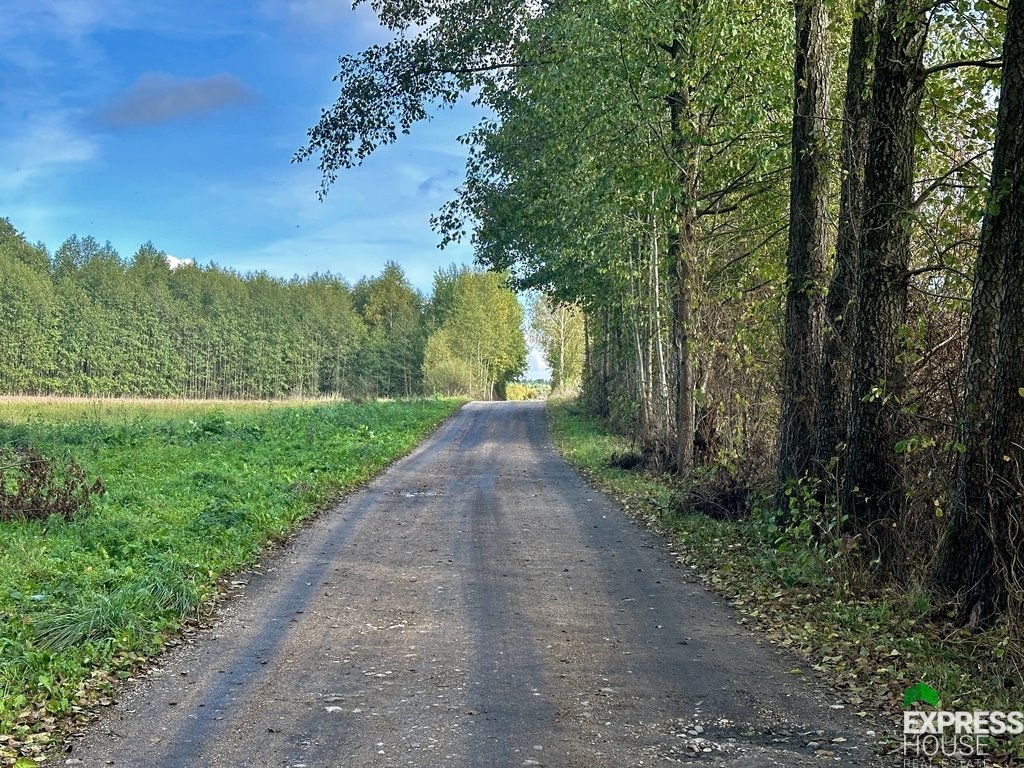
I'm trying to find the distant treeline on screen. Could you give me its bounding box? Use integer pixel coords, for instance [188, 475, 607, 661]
[0, 219, 526, 400]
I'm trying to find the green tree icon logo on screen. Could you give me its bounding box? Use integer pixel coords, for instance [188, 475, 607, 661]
[904, 682, 940, 709]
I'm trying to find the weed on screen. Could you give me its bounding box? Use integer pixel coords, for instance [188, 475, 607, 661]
[0, 397, 462, 759]
[0, 448, 104, 523]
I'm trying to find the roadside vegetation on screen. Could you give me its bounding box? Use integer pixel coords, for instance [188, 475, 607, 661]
[550, 400, 1022, 758]
[504, 380, 551, 401]
[300, 0, 1023, 717]
[3, 0, 1021, 761]
[0, 397, 460, 764]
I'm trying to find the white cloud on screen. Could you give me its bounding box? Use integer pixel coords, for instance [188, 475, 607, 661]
[0, 111, 98, 193]
[0, 1, 135, 73]
[1, 44, 58, 73]
[0, 2, 250, 44]
[166, 255, 193, 269]
[0, 0, 110, 42]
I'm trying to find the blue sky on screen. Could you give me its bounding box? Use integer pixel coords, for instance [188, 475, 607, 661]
[0, 0, 549, 376]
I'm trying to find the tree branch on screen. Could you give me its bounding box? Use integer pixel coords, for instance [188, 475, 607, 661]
[924, 57, 1002, 76]
[911, 148, 990, 212]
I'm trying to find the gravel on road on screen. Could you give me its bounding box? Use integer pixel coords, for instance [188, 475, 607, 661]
[67, 401, 887, 767]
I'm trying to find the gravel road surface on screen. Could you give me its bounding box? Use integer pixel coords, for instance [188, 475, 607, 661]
[68, 401, 887, 767]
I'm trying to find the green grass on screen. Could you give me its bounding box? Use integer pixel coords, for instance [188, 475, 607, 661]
[0, 397, 461, 761]
[549, 399, 1023, 757]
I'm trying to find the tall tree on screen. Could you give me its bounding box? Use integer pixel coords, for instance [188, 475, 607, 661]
[0, 226, 55, 394]
[353, 262, 427, 397]
[776, 0, 831, 503]
[444, 0, 790, 469]
[935, 0, 1022, 623]
[813, 0, 877, 484]
[841, 0, 930, 561]
[423, 267, 526, 398]
[530, 296, 584, 394]
[986, 31, 1024, 620]
[0, 223, 427, 401]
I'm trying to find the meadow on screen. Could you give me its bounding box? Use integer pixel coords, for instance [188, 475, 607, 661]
[0, 397, 460, 760]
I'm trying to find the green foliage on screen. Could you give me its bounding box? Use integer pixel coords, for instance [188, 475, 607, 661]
[0, 223, 529, 404]
[352, 262, 427, 397]
[295, 0, 528, 195]
[0, 398, 460, 755]
[302, 0, 1014, 686]
[423, 330, 476, 396]
[504, 383, 531, 401]
[504, 382, 546, 401]
[0, 221, 371, 399]
[549, 399, 1023, 745]
[528, 297, 583, 394]
[767, 473, 861, 587]
[422, 267, 526, 398]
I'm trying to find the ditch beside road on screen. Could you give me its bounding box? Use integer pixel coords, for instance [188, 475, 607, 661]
[68, 401, 886, 767]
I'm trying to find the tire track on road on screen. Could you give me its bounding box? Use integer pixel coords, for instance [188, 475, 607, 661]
[68, 402, 886, 767]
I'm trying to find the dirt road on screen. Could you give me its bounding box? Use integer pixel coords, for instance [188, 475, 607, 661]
[69, 401, 886, 767]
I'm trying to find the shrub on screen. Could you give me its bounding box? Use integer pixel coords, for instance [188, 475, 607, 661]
[506, 381, 551, 401]
[0, 447, 105, 522]
[504, 382, 539, 401]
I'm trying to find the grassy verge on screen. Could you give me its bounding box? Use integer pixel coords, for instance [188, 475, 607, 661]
[0, 397, 461, 764]
[549, 399, 1022, 757]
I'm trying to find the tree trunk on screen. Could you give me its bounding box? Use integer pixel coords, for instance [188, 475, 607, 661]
[672, 238, 695, 475]
[841, 0, 929, 562]
[666, 16, 700, 475]
[940, 0, 1024, 623]
[651, 217, 671, 456]
[558, 316, 566, 392]
[776, 0, 830, 506]
[987, 112, 1024, 625]
[813, 0, 876, 479]
[667, 97, 697, 473]
[583, 310, 592, 396]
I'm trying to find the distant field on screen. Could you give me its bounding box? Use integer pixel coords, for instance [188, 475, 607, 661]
[0, 397, 461, 759]
[0, 394, 348, 409]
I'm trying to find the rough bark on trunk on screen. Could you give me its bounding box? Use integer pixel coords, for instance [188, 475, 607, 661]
[651, 219, 672, 457]
[664, 13, 700, 476]
[668, 78, 697, 475]
[813, 0, 876, 479]
[841, 0, 928, 561]
[934, 0, 1022, 606]
[776, 0, 830, 506]
[941, 0, 1024, 624]
[987, 121, 1024, 625]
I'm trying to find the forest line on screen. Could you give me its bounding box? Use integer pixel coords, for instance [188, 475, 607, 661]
[0, 220, 526, 401]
